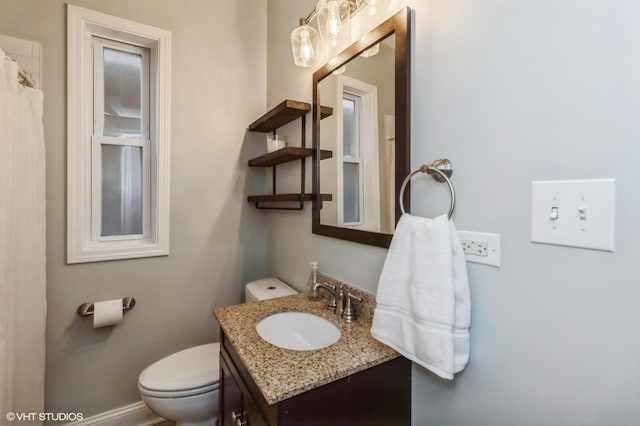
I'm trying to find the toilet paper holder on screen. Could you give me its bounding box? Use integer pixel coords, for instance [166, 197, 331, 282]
[77, 297, 136, 318]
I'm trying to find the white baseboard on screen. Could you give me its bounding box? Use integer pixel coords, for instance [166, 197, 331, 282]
[63, 401, 165, 426]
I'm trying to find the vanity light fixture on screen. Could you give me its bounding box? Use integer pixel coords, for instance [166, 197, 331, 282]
[290, 0, 389, 67]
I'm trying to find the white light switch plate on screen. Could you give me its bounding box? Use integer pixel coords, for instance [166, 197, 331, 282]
[531, 179, 615, 252]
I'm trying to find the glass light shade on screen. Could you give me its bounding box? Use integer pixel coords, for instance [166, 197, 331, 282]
[316, 0, 351, 49]
[366, 0, 389, 15]
[332, 65, 347, 75]
[291, 24, 320, 67]
[359, 43, 380, 58]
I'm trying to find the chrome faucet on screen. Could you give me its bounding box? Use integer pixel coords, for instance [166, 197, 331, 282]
[311, 281, 345, 315]
[307, 263, 362, 322]
[311, 281, 363, 322]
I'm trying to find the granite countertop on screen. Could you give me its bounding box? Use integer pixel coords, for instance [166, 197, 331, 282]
[214, 290, 399, 405]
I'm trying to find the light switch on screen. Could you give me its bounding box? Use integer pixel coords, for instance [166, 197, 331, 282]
[531, 179, 615, 252]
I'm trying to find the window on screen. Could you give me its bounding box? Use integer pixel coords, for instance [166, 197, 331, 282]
[67, 5, 171, 263]
[342, 94, 362, 225]
[336, 76, 380, 231]
[93, 38, 150, 240]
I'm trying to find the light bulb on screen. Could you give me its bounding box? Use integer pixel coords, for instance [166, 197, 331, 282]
[300, 30, 315, 64]
[326, 1, 342, 47]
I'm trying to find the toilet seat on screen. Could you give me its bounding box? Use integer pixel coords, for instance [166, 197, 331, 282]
[138, 343, 220, 398]
[138, 381, 219, 398]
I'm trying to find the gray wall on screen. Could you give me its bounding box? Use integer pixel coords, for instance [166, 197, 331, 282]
[267, 0, 640, 425]
[0, 0, 267, 417]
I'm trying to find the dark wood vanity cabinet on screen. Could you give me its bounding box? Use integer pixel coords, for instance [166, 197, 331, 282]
[220, 331, 411, 426]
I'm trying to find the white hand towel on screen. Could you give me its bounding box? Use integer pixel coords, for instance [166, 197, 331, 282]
[371, 214, 471, 379]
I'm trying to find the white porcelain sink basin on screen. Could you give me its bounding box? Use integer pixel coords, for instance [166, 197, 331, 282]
[255, 312, 341, 351]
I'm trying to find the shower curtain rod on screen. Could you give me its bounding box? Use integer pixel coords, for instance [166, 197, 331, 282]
[3, 53, 37, 88]
[17, 68, 36, 88]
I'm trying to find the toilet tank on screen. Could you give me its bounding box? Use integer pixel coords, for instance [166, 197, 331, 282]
[245, 278, 297, 302]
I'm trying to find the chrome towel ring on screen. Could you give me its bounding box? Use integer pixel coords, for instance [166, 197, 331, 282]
[399, 158, 456, 219]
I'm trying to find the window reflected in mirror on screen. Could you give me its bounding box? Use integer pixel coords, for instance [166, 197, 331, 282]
[318, 34, 395, 234]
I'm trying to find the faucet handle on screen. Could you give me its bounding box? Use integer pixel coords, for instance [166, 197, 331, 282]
[335, 285, 345, 315]
[342, 292, 362, 323]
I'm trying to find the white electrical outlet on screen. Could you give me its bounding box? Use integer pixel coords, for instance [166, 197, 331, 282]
[461, 239, 488, 256]
[457, 230, 501, 267]
[471, 240, 488, 256]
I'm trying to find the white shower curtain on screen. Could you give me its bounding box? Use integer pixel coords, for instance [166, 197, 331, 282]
[0, 49, 46, 421]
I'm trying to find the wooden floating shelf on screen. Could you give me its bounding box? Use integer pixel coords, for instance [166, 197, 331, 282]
[247, 194, 333, 203]
[248, 100, 333, 133]
[248, 147, 332, 167]
[246, 99, 334, 210]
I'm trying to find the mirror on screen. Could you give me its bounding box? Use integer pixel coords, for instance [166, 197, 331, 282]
[312, 8, 411, 248]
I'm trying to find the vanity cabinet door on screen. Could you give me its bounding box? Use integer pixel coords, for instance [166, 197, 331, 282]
[221, 356, 244, 426]
[241, 388, 268, 426]
[221, 350, 269, 426]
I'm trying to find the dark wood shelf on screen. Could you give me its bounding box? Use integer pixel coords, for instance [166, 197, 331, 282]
[248, 100, 333, 133]
[247, 194, 333, 203]
[247, 99, 333, 210]
[248, 147, 332, 167]
[320, 106, 333, 119]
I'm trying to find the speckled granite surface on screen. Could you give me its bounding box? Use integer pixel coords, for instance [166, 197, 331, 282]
[214, 278, 398, 405]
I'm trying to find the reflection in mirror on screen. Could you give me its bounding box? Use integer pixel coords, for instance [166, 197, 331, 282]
[313, 8, 411, 248]
[319, 35, 395, 234]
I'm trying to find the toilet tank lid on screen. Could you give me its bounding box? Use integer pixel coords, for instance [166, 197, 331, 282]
[246, 277, 297, 301]
[138, 343, 220, 392]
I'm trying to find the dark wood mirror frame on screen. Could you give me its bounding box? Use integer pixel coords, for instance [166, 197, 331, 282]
[312, 7, 411, 248]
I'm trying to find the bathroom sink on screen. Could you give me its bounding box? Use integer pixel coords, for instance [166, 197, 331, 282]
[255, 312, 341, 351]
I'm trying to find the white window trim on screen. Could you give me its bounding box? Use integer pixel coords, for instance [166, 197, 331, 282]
[336, 75, 380, 231]
[67, 5, 171, 263]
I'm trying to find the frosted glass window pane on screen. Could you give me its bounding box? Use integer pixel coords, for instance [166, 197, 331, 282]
[102, 145, 143, 236]
[104, 48, 142, 138]
[343, 98, 356, 157]
[343, 162, 359, 223]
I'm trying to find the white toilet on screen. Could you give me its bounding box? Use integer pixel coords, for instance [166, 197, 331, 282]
[138, 278, 297, 426]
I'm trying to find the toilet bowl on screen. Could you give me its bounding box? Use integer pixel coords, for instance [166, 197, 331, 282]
[138, 343, 220, 426]
[138, 278, 297, 426]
